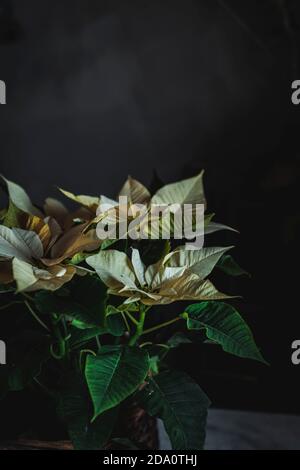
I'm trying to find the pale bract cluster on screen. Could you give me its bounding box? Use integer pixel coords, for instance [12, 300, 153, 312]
[86, 246, 232, 306]
[0, 171, 234, 298]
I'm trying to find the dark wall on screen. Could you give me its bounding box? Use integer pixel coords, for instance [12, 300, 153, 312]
[1, 0, 300, 413]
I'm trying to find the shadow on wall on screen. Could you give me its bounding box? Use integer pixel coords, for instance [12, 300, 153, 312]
[0, 0, 294, 200]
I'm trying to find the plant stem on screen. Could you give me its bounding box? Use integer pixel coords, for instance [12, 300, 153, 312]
[129, 304, 147, 346]
[0, 300, 23, 311]
[24, 300, 50, 331]
[50, 319, 67, 360]
[95, 335, 101, 351]
[22, 292, 35, 302]
[142, 316, 182, 336]
[33, 377, 54, 398]
[121, 312, 130, 333]
[62, 317, 70, 360]
[125, 311, 139, 326]
[139, 341, 153, 348]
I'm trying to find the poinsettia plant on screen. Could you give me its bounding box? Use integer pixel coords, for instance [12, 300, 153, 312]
[0, 173, 266, 450]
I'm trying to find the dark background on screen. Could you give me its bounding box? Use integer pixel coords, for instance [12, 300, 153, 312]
[0, 0, 300, 417]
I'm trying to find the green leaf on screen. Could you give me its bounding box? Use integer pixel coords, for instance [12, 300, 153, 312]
[216, 254, 250, 277]
[3, 200, 22, 228]
[69, 252, 89, 265]
[59, 375, 118, 450]
[138, 370, 210, 450]
[0, 207, 6, 220]
[106, 314, 126, 336]
[149, 355, 160, 374]
[85, 345, 149, 420]
[101, 239, 119, 250]
[167, 332, 192, 349]
[35, 275, 107, 327]
[106, 305, 127, 337]
[106, 313, 126, 336]
[184, 302, 266, 363]
[69, 326, 107, 350]
[71, 319, 93, 330]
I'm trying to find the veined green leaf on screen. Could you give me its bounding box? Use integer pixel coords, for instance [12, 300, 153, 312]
[85, 345, 149, 420]
[69, 325, 107, 350]
[184, 302, 266, 363]
[106, 305, 127, 337]
[216, 254, 250, 277]
[35, 275, 107, 327]
[69, 326, 107, 349]
[138, 370, 210, 450]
